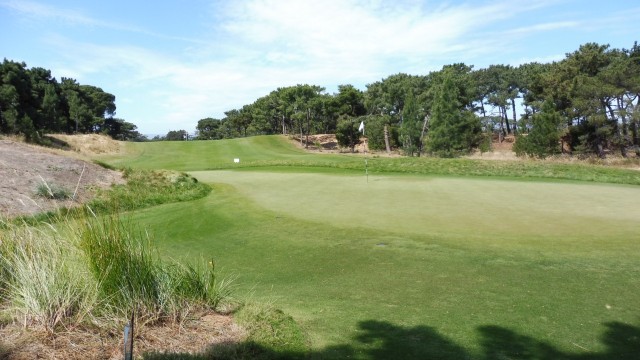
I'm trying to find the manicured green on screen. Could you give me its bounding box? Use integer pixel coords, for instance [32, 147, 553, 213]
[98, 136, 640, 358]
[130, 174, 639, 359]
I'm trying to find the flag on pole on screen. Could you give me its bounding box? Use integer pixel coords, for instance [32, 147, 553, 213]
[358, 121, 365, 134]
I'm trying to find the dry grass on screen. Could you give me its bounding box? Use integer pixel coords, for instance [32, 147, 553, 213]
[48, 134, 123, 156]
[0, 311, 246, 359]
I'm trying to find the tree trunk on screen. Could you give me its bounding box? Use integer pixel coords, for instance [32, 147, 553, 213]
[596, 142, 606, 158]
[498, 108, 505, 141]
[383, 124, 391, 154]
[605, 101, 626, 157]
[632, 119, 640, 156]
[636, 94, 640, 156]
[503, 106, 511, 134]
[595, 123, 606, 158]
[510, 98, 518, 134]
[419, 115, 429, 156]
[282, 114, 286, 135]
[617, 97, 629, 157]
[305, 108, 310, 149]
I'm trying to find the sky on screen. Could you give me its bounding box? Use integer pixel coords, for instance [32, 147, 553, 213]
[1, 0, 639, 135]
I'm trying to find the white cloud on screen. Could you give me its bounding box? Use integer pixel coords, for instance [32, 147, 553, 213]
[0, 0, 206, 44]
[508, 21, 580, 35]
[7, 0, 638, 134]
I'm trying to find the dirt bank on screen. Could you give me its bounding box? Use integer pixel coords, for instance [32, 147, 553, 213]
[0, 138, 123, 218]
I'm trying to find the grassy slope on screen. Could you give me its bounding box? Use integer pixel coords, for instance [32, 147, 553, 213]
[101, 136, 640, 358]
[102, 136, 640, 185]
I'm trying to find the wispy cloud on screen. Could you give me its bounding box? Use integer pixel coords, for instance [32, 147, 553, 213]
[5, 0, 638, 134]
[508, 21, 580, 35]
[24, 0, 572, 132]
[0, 0, 206, 44]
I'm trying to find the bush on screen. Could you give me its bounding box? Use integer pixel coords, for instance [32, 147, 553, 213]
[0, 221, 98, 332]
[362, 115, 398, 151]
[35, 182, 71, 200]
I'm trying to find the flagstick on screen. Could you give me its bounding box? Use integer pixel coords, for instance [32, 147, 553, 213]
[358, 120, 368, 183]
[364, 127, 368, 183]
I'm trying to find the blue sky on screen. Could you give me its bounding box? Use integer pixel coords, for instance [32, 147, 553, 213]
[1, 0, 639, 135]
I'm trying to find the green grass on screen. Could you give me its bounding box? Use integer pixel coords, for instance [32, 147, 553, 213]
[101, 136, 640, 185]
[94, 136, 640, 358]
[131, 175, 640, 359]
[35, 181, 71, 200]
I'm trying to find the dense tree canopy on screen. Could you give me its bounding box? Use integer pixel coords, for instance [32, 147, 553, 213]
[6, 40, 639, 158]
[200, 41, 638, 158]
[0, 59, 142, 142]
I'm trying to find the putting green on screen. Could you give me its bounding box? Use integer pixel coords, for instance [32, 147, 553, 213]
[134, 170, 640, 357]
[191, 171, 639, 254]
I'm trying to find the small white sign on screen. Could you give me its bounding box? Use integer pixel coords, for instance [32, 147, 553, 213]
[234, 158, 240, 163]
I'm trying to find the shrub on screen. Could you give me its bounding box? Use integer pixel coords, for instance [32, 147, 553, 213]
[335, 117, 361, 152]
[35, 182, 71, 200]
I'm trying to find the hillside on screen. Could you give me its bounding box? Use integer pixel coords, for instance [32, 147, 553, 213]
[0, 138, 123, 218]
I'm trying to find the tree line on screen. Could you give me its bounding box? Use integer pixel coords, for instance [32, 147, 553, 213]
[0, 59, 144, 142]
[189, 42, 639, 158]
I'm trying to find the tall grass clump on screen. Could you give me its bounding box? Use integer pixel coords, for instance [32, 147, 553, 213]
[77, 213, 234, 324]
[0, 220, 98, 332]
[0, 210, 233, 333]
[35, 181, 71, 200]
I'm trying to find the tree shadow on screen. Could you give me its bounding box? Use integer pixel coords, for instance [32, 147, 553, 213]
[350, 320, 468, 359]
[143, 319, 640, 360]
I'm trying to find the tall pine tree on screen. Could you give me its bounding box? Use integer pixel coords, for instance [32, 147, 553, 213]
[426, 70, 481, 157]
[514, 99, 562, 158]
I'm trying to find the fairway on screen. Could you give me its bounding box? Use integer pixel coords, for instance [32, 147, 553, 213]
[103, 137, 640, 358]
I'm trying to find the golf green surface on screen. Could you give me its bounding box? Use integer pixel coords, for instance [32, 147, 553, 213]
[106, 137, 640, 358]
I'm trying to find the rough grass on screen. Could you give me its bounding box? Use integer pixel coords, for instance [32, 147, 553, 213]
[0, 211, 233, 335]
[89, 168, 212, 214]
[12, 169, 211, 226]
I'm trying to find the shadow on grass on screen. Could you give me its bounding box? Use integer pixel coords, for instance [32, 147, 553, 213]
[143, 320, 640, 360]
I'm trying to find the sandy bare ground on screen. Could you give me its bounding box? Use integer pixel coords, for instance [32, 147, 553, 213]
[290, 133, 403, 156]
[0, 139, 124, 218]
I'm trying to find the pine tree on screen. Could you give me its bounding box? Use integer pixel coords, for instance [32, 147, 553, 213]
[400, 90, 422, 156]
[427, 71, 481, 157]
[514, 99, 562, 158]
